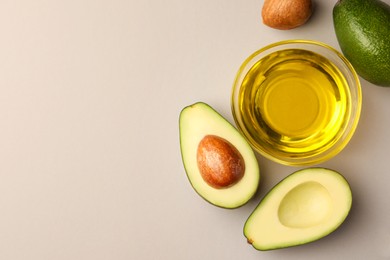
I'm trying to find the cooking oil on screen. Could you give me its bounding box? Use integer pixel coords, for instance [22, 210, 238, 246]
[238, 49, 351, 160]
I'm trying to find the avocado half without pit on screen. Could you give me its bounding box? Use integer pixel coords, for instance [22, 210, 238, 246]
[244, 167, 352, 251]
[179, 102, 260, 209]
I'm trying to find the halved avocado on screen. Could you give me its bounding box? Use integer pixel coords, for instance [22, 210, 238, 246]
[244, 167, 352, 250]
[179, 102, 260, 209]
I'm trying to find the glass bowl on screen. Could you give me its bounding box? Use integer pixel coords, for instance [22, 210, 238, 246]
[231, 40, 362, 166]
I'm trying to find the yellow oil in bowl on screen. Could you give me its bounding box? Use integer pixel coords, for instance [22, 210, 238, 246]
[232, 40, 361, 166]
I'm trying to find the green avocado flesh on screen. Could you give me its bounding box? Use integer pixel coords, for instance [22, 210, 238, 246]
[179, 102, 260, 209]
[244, 168, 352, 251]
[333, 0, 390, 86]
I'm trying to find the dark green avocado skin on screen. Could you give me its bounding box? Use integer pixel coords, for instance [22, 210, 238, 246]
[333, 0, 390, 86]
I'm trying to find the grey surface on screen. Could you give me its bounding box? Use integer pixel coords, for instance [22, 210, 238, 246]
[1, 0, 390, 259]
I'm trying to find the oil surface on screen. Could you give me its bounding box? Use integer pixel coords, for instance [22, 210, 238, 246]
[238, 49, 351, 160]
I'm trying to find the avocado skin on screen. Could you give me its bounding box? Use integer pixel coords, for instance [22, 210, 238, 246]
[333, 0, 390, 86]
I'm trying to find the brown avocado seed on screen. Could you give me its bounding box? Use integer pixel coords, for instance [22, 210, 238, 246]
[262, 0, 313, 30]
[197, 135, 245, 189]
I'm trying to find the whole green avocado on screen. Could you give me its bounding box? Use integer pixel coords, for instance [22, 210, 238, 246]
[333, 0, 390, 87]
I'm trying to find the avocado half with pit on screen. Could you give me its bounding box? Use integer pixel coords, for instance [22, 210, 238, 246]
[179, 102, 260, 209]
[244, 168, 352, 250]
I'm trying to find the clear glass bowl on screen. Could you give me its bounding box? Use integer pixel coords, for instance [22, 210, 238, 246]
[231, 40, 362, 166]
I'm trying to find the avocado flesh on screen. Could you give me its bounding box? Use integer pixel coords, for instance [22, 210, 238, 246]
[244, 168, 352, 250]
[179, 102, 260, 209]
[333, 0, 390, 86]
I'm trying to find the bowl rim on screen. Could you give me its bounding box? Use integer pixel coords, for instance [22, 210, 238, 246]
[231, 39, 362, 166]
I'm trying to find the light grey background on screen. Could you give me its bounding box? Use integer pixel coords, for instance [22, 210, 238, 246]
[1, 0, 390, 259]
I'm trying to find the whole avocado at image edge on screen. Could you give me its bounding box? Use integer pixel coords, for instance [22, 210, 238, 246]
[333, 0, 390, 87]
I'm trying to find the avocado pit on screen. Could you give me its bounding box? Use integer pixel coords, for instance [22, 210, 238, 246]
[197, 135, 245, 189]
